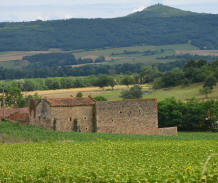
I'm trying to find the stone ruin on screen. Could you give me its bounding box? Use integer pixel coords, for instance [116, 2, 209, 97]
[29, 97, 177, 135]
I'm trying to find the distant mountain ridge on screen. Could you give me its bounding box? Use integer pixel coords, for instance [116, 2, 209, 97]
[0, 4, 218, 51]
[128, 4, 197, 18]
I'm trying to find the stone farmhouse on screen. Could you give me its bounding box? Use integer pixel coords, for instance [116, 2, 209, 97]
[29, 97, 177, 135]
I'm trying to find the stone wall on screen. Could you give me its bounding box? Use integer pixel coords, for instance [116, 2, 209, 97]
[29, 100, 53, 129]
[0, 108, 29, 123]
[50, 106, 95, 132]
[30, 99, 95, 132]
[95, 99, 158, 133]
[95, 99, 177, 135]
[29, 98, 177, 135]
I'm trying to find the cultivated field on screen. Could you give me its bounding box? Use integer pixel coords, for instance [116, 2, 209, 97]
[0, 43, 198, 69]
[0, 122, 217, 182]
[24, 83, 218, 101]
[72, 43, 198, 65]
[0, 49, 68, 62]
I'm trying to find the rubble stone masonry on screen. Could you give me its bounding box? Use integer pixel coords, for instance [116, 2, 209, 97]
[95, 99, 177, 135]
[29, 98, 177, 135]
[29, 99, 95, 132]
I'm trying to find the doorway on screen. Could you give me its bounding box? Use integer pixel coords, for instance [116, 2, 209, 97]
[73, 119, 78, 132]
[53, 119, 57, 131]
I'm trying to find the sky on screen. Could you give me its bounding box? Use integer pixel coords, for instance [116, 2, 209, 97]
[0, 0, 218, 22]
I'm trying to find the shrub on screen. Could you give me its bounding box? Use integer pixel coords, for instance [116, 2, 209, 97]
[94, 96, 107, 101]
[76, 92, 83, 98]
[120, 85, 143, 99]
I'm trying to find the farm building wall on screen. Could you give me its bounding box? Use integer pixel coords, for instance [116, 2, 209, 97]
[95, 99, 158, 133]
[29, 100, 53, 129]
[50, 106, 95, 132]
[0, 108, 29, 123]
[29, 99, 95, 132]
[95, 99, 177, 135]
[29, 98, 177, 135]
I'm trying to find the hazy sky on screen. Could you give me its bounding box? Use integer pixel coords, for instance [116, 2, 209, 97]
[1, 0, 218, 22]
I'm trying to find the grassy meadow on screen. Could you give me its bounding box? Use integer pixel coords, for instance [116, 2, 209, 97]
[0, 121, 217, 182]
[24, 83, 218, 102]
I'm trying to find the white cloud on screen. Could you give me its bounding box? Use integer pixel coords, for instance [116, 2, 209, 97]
[0, 0, 218, 22]
[131, 6, 146, 13]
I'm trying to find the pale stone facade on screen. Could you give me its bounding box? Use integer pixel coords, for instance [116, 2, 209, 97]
[95, 99, 177, 135]
[29, 98, 96, 132]
[29, 98, 177, 135]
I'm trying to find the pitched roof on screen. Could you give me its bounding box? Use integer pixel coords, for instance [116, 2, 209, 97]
[46, 97, 96, 107]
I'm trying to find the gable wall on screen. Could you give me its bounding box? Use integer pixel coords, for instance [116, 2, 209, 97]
[95, 99, 158, 134]
[29, 100, 53, 129]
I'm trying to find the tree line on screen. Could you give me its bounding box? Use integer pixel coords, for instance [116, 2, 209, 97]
[158, 98, 218, 131]
[153, 60, 218, 90]
[0, 58, 191, 80]
[23, 53, 105, 67]
[0, 59, 217, 93]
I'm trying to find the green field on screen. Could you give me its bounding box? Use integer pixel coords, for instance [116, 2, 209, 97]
[0, 121, 217, 182]
[0, 43, 198, 69]
[72, 43, 198, 65]
[90, 83, 218, 101]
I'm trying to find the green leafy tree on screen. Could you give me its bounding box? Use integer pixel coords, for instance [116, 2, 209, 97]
[139, 66, 159, 84]
[121, 76, 135, 87]
[45, 78, 60, 90]
[23, 80, 36, 91]
[73, 79, 84, 88]
[200, 87, 212, 98]
[153, 77, 164, 89]
[94, 75, 111, 89]
[203, 75, 217, 89]
[120, 85, 143, 99]
[4, 86, 23, 107]
[158, 98, 218, 131]
[108, 77, 116, 90]
[60, 77, 74, 89]
[158, 98, 184, 128]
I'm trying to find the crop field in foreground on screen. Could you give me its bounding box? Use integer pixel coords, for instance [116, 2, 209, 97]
[0, 122, 218, 183]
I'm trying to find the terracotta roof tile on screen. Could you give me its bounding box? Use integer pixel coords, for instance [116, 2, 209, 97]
[47, 97, 96, 107]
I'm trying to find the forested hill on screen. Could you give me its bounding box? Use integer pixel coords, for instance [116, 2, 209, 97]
[127, 4, 196, 18]
[0, 4, 218, 51]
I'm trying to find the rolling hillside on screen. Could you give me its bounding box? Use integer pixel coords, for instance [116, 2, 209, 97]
[0, 4, 218, 51]
[127, 4, 196, 18]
